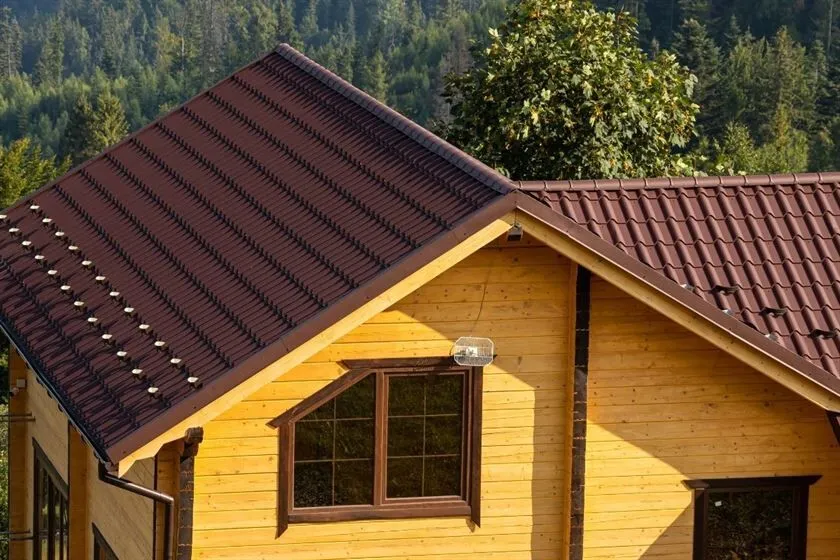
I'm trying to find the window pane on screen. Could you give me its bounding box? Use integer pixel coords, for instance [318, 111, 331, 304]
[426, 375, 463, 415]
[294, 462, 332, 508]
[425, 416, 462, 455]
[307, 399, 334, 420]
[387, 457, 423, 498]
[388, 376, 425, 416]
[386, 372, 466, 500]
[294, 420, 333, 461]
[706, 488, 795, 559]
[335, 375, 375, 419]
[425, 456, 461, 496]
[335, 420, 374, 459]
[334, 460, 374, 505]
[387, 417, 424, 456]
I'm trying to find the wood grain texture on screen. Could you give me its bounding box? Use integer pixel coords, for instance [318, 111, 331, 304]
[193, 242, 571, 559]
[583, 278, 840, 560]
[8, 349, 30, 560]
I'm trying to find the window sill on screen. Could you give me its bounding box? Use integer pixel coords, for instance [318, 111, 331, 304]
[287, 501, 472, 524]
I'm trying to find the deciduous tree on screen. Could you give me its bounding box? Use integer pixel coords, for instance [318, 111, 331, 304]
[442, 0, 698, 179]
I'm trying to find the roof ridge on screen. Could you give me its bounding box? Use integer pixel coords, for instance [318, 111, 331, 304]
[274, 44, 513, 196]
[516, 172, 840, 192]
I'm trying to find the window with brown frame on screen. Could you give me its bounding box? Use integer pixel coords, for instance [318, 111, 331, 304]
[270, 358, 482, 534]
[33, 440, 69, 560]
[684, 476, 821, 560]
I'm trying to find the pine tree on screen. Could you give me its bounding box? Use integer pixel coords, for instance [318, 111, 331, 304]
[0, 7, 23, 79]
[672, 18, 722, 137]
[88, 92, 128, 158]
[0, 137, 70, 208]
[61, 93, 95, 163]
[677, 0, 709, 23]
[34, 18, 65, 87]
[367, 50, 388, 101]
[276, 0, 303, 48]
[300, 0, 320, 38]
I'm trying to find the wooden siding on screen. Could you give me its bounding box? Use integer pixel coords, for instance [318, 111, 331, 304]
[193, 240, 571, 559]
[88, 454, 155, 560]
[583, 277, 840, 559]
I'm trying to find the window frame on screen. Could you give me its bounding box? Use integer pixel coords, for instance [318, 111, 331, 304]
[32, 440, 69, 560]
[270, 357, 482, 534]
[684, 475, 821, 560]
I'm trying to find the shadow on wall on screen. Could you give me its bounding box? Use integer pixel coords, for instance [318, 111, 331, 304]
[584, 276, 840, 558]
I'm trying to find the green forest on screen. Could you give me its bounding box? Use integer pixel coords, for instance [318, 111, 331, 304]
[1, 0, 840, 179]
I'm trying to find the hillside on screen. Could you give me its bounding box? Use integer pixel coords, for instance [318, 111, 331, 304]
[1, 0, 840, 173]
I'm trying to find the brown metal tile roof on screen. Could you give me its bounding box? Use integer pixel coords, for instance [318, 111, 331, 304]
[0, 45, 510, 462]
[518, 173, 840, 382]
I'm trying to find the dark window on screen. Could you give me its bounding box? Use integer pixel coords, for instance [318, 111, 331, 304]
[685, 476, 821, 560]
[272, 358, 482, 532]
[93, 525, 119, 560]
[33, 441, 68, 560]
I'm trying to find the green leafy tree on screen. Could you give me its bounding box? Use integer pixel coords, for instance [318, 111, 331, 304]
[442, 0, 698, 180]
[0, 137, 69, 209]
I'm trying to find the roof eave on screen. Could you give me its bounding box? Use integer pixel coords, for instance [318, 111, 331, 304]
[0, 316, 112, 463]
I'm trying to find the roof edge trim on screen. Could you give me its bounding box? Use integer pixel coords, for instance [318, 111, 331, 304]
[516, 172, 840, 192]
[275, 44, 513, 195]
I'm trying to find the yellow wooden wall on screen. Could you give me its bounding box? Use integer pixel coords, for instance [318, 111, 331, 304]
[193, 239, 572, 559]
[87, 454, 155, 560]
[583, 277, 840, 559]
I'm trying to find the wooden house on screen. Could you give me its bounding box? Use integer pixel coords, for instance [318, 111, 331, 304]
[2, 45, 839, 560]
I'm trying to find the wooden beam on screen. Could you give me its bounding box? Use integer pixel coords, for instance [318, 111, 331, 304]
[517, 211, 840, 412]
[8, 348, 29, 560]
[68, 428, 90, 559]
[155, 442, 181, 560]
[116, 214, 515, 476]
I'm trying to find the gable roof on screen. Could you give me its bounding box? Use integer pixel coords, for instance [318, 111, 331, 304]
[518, 174, 840, 383]
[0, 45, 510, 463]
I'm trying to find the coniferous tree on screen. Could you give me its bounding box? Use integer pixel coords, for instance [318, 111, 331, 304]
[672, 18, 723, 137]
[0, 8, 23, 79]
[276, 0, 303, 48]
[34, 18, 64, 87]
[300, 0, 320, 38]
[366, 50, 388, 101]
[88, 92, 128, 158]
[0, 137, 69, 208]
[60, 92, 94, 163]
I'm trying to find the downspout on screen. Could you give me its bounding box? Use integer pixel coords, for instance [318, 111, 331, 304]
[98, 463, 175, 560]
